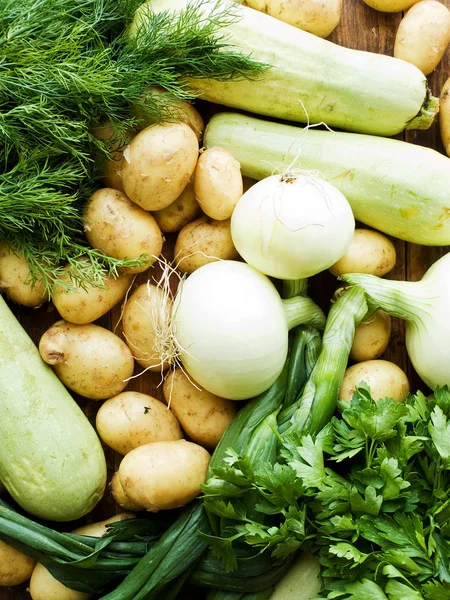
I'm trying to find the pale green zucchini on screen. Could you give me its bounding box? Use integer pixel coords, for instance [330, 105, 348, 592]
[204, 112, 450, 246]
[131, 0, 437, 136]
[0, 296, 107, 521]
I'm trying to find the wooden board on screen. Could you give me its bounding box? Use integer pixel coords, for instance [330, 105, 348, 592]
[2, 0, 450, 597]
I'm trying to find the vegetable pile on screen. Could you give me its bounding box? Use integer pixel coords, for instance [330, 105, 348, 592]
[2, 0, 450, 599]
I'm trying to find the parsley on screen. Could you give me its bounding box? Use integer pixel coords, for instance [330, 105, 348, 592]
[203, 384, 450, 598]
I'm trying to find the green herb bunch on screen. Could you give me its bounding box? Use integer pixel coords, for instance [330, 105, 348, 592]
[203, 384, 450, 599]
[0, 0, 266, 292]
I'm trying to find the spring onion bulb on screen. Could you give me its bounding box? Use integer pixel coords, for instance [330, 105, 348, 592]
[230, 172, 355, 280]
[172, 261, 325, 400]
[342, 252, 450, 390]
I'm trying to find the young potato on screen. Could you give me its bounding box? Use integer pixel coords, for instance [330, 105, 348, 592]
[174, 216, 239, 274]
[152, 181, 202, 233]
[339, 360, 410, 404]
[244, 0, 341, 38]
[194, 146, 243, 220]
[350, 310, 392, 363]
[440, 77, 450, 157]
[134, 87, 205, 142]
[329, 229, 396, 277]
[92, 120, 135, 193]
[0, 541, 35, 586]
[119, 439, 211, 512]
[0, 244, 49, 307]
[110, 471, 145, 511]
[39, 320, 135, 400]
[122, 122, 199, 211]
[83, 188, 163, 274]
[122, 282, 173, 372]
[362, 0, 420, 11]
[96, 391, 183, 455]
[72, 512, 136, 537]
[394, 1, 450, 76]
[163, 369, 238, 449]
[52, 260, 133, 324]
[29, 514, 135, 600]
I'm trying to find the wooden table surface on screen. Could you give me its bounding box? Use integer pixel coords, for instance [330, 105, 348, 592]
[2, 0, 450, 597]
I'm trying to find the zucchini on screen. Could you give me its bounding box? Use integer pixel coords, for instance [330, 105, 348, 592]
[131, 0, 438, 136]
[204, 112, 450, 246]
[0, 296, 107, 521]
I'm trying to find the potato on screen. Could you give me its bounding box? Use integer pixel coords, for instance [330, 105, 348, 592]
[194, 147, 243, 220]
[152, 181, 202, 233]
[29, 516, 136, 600]
[174, 216, 239, 274]
[362, 0, 420, 11]
[72, 512, 136, 537]
[339, 359, 410, 404]
[163, 369, 238, 448]
[245, 0, 341, 38]
[329, 229, 396, 277]
[92, 120, 135, 193]
[122, 122, 199, 211]
[96, 391, 183, 455]
[122, 282, 173, 372]
[0, 244, 49, 307]
[134, 87, 205, 142]
[110, 471, 145, 511]
[119, 440, 211, 512]
[52, 259, 133, 324]
[350, 310, 392, 363]
[0, 541, 35, 586]
[440, 76, 450, 157]
[83, 188, 163, 274]
[39, 320, 135, 400]
[30, 563, 89, 600]
[394, 1, 450, 76]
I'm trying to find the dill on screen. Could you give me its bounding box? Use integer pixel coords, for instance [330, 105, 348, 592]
[0, 0, 268, 292]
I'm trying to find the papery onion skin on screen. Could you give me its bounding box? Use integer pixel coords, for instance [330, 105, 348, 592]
[231, 172, 355, 280]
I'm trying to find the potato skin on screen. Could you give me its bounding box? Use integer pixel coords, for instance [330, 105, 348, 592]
[30, 563, 90, 600]
[110, 471, 144, 511]
[440, 77, 450, 157]
[122, 123, 199, 211]
[0, 541, 35, 587]
[152, 181, 202, 233]
[329, 229, 396, 277]
[194, 147, 243, 221]
[362, 0, 420, 11]
[339, 360, 410, 404]
[350, 310, 392, 363]
[96, 391, 183, 455]
[394, 1, 450, 76]
[83, 188, 163, 274]
[174, 216, 239, 274]
[122, 282, 173, 372]
[0, 244, 49, 307]
[52, 262, 133, 325]
[244, 0, 341, 38]
[92, 120, 135, 193]
[73, 512, 136, 537]
[163, 369, 238, 448]
[119, 440, 211, 511]
[39, 320, 135, 400]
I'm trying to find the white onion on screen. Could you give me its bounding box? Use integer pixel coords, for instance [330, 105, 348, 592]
[172, 260, 324, 400]
[231, 172, 355, 280]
